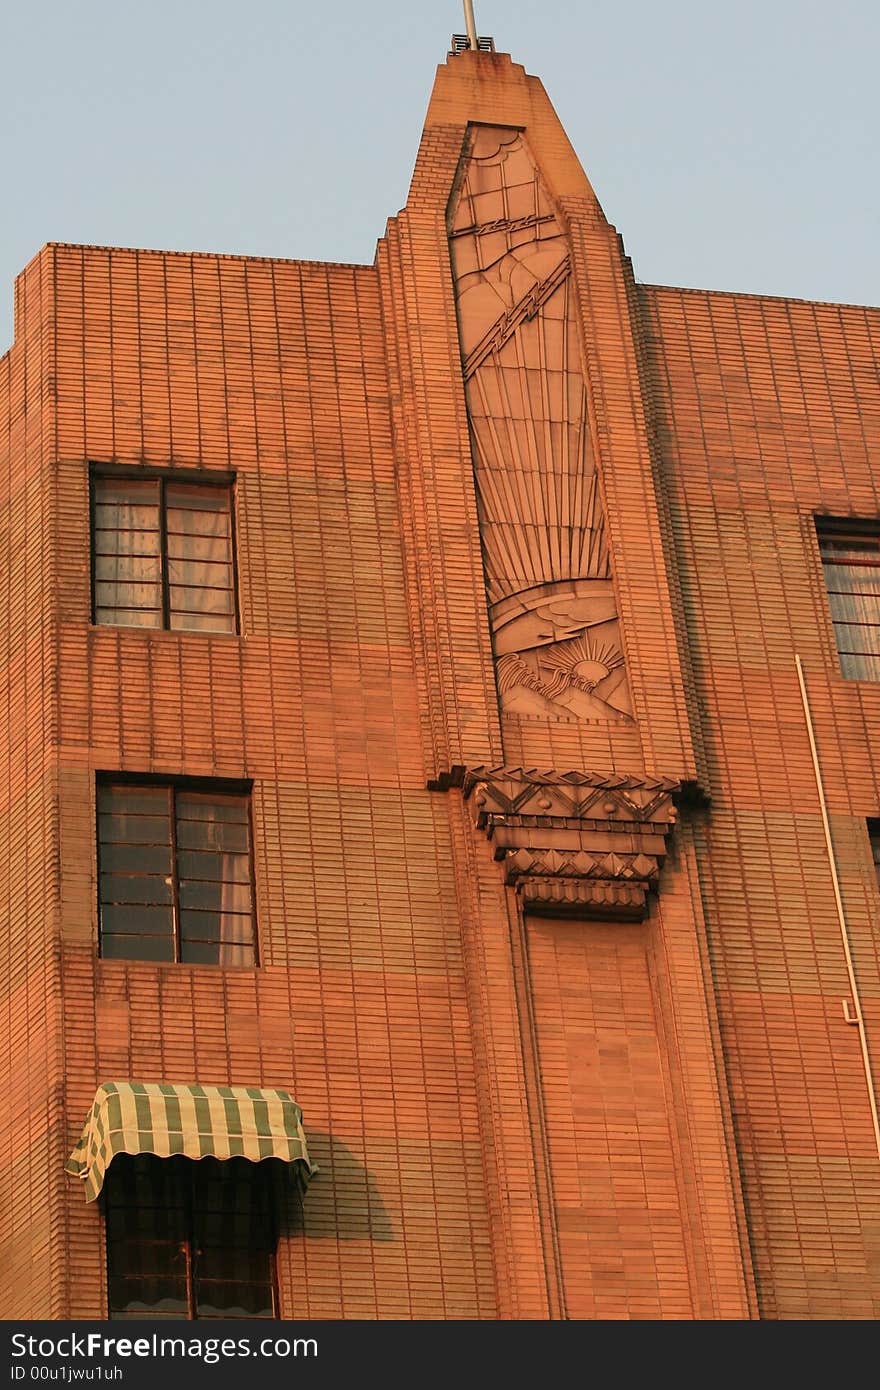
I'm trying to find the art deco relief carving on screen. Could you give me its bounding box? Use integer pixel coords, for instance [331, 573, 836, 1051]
[431, 767, 678, 921]
[449, 127, 632, 722]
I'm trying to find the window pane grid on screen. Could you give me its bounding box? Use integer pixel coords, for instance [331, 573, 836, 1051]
[817, 519, 880, 683]
[93, 476, 236, 634]
[106, 1156, 277, 1321]
[98, 783, 256, 965]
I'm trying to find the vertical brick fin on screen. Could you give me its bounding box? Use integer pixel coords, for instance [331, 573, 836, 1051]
[0, 247, 68, 1317]
[377, 128, 504, 775]
[527, 917, 698, 1316]
[522, 880, 759, 1319]
[405, 50, 753, 1320]
[624, 263, 711, 791]
[376, 224, 455, 776]
[446, 797, 561, 1318]
[562, 210, 703, 780]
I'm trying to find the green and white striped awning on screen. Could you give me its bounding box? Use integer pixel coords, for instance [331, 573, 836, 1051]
[66, 1081, 316, 1203]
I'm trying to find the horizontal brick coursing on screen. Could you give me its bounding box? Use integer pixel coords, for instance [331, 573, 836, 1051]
[4, 240, 498, 1320]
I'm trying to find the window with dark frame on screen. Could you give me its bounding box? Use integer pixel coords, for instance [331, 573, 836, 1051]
[97, 782, 256, 966]
[816, 517, 880, 680]
[869, 821, 880, 895]
[105, 1154, 277, 1320]
[92, 475, 237, 633]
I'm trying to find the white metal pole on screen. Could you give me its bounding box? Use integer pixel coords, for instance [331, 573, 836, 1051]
[795, 653, 880, 1162]
[463, 0, 479, 50]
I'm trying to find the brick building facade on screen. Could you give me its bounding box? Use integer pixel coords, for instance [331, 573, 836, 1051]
[1, 46, 879, 1320]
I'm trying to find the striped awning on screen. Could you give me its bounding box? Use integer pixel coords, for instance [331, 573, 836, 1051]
[66, 1081, 316, 1203]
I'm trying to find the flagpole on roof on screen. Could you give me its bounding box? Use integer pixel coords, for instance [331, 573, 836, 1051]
[463, 0, 479, 51]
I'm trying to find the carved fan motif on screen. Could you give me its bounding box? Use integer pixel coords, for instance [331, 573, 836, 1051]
[448, 128, 632, 723]
[540, 630, 625, 694]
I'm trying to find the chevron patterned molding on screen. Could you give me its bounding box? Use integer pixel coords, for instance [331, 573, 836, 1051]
[431, 766, 679, 920]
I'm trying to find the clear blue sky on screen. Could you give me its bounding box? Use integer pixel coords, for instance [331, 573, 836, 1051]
[2, 0, 877, 351]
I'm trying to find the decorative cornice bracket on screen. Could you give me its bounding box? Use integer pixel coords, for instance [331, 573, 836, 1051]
[429, 765, 680, 921]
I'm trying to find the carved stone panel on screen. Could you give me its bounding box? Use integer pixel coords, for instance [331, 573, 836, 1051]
[449, 128, 632, 722]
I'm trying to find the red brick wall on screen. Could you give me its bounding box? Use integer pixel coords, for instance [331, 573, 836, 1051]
[4, 243, 499, 1319]
[640, 283, 880, 1317]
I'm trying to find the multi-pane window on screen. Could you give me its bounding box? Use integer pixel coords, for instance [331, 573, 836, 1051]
[817, 518, 880, 680]
[92, 475, 236, 633]
[105, 1154, 277, 1320]
[98, 782, 256, 965]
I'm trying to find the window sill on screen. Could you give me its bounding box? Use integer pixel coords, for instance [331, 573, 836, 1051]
[96, 956, 264, 972]
[89, 623, 244, 640]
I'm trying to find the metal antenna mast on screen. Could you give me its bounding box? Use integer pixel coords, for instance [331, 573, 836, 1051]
[463, 0, 479, 50]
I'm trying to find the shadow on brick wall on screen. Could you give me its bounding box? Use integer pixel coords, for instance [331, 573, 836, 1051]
[280, 1132, 395, 1242]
